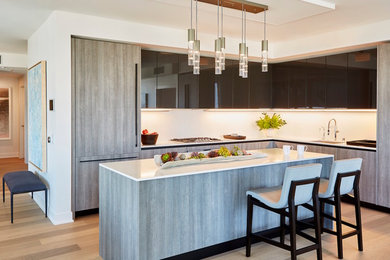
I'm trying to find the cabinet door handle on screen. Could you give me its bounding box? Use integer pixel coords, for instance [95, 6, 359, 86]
[135, 63, 138, 147]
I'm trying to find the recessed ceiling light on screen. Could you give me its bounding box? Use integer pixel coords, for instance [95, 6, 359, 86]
[301, 0, 335, 9]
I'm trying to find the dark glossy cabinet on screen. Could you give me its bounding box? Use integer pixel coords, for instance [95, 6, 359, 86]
[272, 65, 289, 108]
[307, 57, 327, 108]
[326, 54, 348, 108]
[288, 62, 307, 108]
[249, 63, 272, 108]
[141, 49, 377, 109]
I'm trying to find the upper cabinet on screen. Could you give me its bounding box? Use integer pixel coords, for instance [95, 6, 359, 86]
[141, 48, 377, 109]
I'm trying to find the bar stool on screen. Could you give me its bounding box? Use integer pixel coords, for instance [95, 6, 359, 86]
[318, 158, 363, 259]
[246, 164, 323, 260]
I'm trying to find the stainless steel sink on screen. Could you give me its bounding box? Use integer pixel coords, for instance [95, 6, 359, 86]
[313, 140, 345, 144]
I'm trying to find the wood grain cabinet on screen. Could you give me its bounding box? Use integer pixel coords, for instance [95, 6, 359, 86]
[72, 37, 141, 212]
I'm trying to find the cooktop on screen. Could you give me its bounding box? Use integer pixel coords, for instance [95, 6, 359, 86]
[171, 137, 221, 143]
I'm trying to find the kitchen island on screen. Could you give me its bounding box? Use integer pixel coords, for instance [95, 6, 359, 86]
[99, 148, 333, 260]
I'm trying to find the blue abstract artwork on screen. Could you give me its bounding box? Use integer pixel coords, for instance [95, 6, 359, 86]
[28, 61, 47, 172]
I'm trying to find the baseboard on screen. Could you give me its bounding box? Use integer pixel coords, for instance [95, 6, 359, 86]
[75, 208, 99, 217]
[341, 197, 390, 214]
[33, 192, 74, 225]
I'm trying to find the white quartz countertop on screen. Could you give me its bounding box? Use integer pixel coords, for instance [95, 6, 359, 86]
[141, 136, 376, 151]
[100, 148, 334, 182]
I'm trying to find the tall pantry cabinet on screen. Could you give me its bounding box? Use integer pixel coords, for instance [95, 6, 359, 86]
[72, 37, 141, 212]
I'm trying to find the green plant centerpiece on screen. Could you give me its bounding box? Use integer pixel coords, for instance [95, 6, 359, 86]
[256, 113, 287, 137]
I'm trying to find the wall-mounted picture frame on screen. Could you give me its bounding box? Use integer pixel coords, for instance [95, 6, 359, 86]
[28, 61, 47, 172]
[0, 88, 11, 140]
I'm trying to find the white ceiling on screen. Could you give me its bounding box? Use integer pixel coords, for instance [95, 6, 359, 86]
[1, 0, 389, 54]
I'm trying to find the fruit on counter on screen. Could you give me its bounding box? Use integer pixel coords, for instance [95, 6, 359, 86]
[207, 150, 219, 158]
[161, 153, 172, 163]
[198, 153, 206, 159]
[231, 146, 244, 156]
[218, 146, 231, 157]
[159, 145, 253, 165]
[190, 152, 206, 159]
[161, 152, 179, 163]
[142, 129, 158, 135]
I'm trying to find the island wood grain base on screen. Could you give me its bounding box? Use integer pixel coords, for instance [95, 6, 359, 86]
[99, 155, 333, 260]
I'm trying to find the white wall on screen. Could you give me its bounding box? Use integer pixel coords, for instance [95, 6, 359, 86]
[18, 76, 26, 159]
[27, 14, 66, 224]
[27, 10, 388, 225]
[0, 75, 24, 158]
[0, 53, 27, 68]
[141, 110, 376, 143]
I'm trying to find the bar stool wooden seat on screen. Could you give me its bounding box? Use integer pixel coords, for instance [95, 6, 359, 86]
[318, 158, 363, 259]
[246, 164, 323, 260]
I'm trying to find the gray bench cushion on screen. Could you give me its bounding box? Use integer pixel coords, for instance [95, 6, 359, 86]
[3, 171, 46, 194]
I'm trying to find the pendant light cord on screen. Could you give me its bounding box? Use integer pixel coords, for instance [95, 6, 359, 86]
[196, 0, 198, 40]
[264, 10, 266, 41]
[190, 0, 193, 30]
[217, 0, 220, 37]
[244, 9, 246, 44]
[241, 4, 243, 43]
[221, 3, 223, 37]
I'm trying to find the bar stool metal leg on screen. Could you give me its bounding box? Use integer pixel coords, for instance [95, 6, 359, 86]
[288, 200, 297, 260]
[334, 193, 343, 259]
[354, 187, 363, 251]
[280, 213, 285, 245]
[313, 196, 323, 260]
[320, 200, 324, 234]
[246, 195, 253, 257]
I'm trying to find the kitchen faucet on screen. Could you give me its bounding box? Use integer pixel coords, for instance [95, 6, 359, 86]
[327, 118, 340, 141]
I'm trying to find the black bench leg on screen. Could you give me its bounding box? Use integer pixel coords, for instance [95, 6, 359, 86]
[2, 178, 4, 203]
[11, 192, 13, 224]
[45, 189, 47, 218]
[31, 192, 33, 199]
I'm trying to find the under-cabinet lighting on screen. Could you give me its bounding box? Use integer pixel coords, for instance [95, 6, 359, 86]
[141, 109, 172, 112]
[204, 109, 377, 112]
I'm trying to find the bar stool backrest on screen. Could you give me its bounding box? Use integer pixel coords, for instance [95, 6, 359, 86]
[279, 163, 322, 208]
[323, 158, 363, 197]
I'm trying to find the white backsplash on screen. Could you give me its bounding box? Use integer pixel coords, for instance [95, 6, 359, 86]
[141, 109, 377, 143]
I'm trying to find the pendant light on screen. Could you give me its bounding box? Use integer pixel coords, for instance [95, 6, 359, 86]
[215, 0, 222, 75]
[239, 5, 248, 78]
[219, 3, 226, 71]
[261, 10, 268, 72]
[193, 0, 200, 75]
[188, 0, 195, 66]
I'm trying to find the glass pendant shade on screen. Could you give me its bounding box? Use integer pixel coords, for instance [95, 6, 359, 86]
[243, 47, 248, 78]
[188, 29, 195, 66]
[215, 38, 222, 75]
[219, 37, 226, 70]
[261, 39, 268, 72]
[193, 40, 200, 75]
[239, 43, 246, 77]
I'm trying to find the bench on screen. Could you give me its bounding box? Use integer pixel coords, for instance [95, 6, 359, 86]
[2, 171, 47, 223]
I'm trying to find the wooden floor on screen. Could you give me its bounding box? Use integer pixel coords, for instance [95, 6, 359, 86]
[0, 158, 390, 259]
